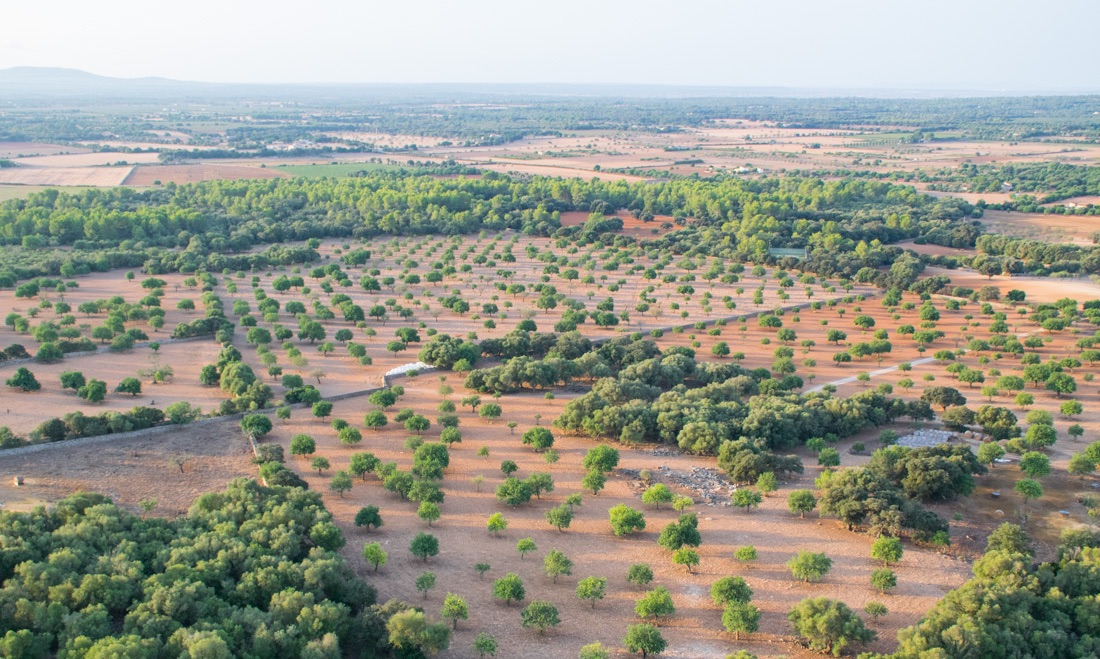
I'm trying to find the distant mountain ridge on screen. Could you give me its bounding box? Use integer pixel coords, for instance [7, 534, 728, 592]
[1, 66, 1094, 100]
[0, 66, 176, 84]
[0, 66, 223, 98]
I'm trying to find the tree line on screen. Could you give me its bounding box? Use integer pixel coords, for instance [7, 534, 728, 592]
[0, 170, 978, 288]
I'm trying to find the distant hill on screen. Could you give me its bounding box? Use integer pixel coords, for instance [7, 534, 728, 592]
[0, 66, 219, 98]
[1, 67, 1079, 102]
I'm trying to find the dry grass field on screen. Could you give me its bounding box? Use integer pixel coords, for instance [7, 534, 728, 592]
[0, 166, 133, 187]
[0, 421, 253, 517]
[123, 163, 290, 185]
[420, 123, 1100, 183]
[15, 152, 162, 167]
[0, 143, 89, 158]
[977, 209, 1100, 245]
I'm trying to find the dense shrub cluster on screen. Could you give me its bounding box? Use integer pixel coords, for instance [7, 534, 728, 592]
[0, 344, 29, 362]
[0, 480, 403, 657]
[891, 526, 1100, 658]
[27, 406, 167, 445]
[554, 337, 931, 455]
[814, 443, 984, 542]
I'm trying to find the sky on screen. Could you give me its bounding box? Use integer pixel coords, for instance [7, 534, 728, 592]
[3, 0, 1099, 91]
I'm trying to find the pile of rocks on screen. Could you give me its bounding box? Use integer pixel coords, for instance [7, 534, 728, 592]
[896, 429, 955, 449]
[619, 465, 735, 506]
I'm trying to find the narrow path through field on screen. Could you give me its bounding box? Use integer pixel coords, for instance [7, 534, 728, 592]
[805, 356, 936, 393]
[805, 325, 1043, 394]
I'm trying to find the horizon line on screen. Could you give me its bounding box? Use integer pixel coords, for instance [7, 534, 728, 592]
[3, 66, 1099, 97]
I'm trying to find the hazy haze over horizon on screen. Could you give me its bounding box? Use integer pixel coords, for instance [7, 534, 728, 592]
[3, 0, 1099, 92]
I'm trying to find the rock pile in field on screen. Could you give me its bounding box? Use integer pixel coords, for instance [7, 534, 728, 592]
[620, 465, 735, 506]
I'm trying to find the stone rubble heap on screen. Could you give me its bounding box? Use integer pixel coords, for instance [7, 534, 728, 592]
[620, 465, 736, 507]
[896, 429, 955, 449]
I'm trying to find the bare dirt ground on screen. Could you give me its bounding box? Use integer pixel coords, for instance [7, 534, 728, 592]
[558, 211, 681, 240]
[917, 187, 1018, 205]
[15, 152, 162, 167]
[0, 340, 228, 435]
[0, 143, 89, 158]
[0, 421, 253, 517]
[4, 232, 1100, 656]
[123, 164, 290, 185]
[1044, 195, 1100, 208]
[271, 376, 969, 659]
[0, 268, 272, 434]
[897, 241, 973, 258]
[978, 209, 1100, 245]
[922, 266, 1100, 301]
[0, 166, 133, 187]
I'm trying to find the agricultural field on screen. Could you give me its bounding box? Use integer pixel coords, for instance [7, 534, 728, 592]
[976, 209, 1100, 245]
[424, 123, 1100, 184]
[2, 226, 1098, 657]
[122, 163, 290, 185]
[273, 162, 401, 178]
[0, 165, 133, 187]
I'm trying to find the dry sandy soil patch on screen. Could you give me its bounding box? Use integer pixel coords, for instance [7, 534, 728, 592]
[978, 209, 1100, 245]
[0, 143, 89, 158]
[922, 266, 1100, 302]
[915, 186, 1017, 206]
[896, 240, 973, 258]
[0, 421, 253, 517]
[0, 166, 133, 187]
[268, 377, 969, 659]
[0, 340, 230, 436]
[16, 152, 162, 167]
[558, 210, 681, 239]
[123, 163, 290, 185]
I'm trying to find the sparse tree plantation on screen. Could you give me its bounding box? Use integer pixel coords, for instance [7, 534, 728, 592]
[2, 141, 1100, 659]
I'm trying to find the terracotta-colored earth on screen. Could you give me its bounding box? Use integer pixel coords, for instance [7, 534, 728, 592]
[558, 210, 682, 240]
[123, 163, 290, 186]
[923, 266, 1100, 301]
[2, 232, 1098, 657]
[0, 421, 253, 518]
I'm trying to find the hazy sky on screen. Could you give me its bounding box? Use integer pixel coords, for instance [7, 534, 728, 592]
[4, 0, 1098, 91]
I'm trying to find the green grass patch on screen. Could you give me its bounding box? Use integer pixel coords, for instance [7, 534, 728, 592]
[274, 162, 398, 179]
